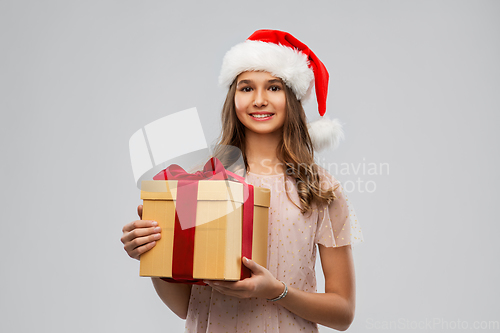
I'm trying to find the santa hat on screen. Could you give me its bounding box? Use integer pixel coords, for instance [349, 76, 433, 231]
[219, 29, 344, 151]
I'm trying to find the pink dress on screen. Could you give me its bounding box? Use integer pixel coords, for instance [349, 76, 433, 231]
[184, 168, 363, 332]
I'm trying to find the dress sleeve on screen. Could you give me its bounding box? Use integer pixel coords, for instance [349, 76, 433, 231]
[314, 170, 364, 247]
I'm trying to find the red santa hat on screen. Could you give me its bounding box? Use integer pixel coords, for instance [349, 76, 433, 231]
[219, 29, 344, 151]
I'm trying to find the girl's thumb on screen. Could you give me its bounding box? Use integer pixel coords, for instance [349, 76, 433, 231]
[242, 257, 258, 271]
[137, 205, 143, 219]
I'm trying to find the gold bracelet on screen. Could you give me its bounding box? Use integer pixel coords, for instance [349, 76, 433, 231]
[267, 281, 288, 302]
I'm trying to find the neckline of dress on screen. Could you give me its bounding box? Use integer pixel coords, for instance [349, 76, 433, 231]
[246, 171, 285, 177]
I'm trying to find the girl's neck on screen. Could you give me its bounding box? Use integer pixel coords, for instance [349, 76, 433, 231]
[244, 129, 284, 174]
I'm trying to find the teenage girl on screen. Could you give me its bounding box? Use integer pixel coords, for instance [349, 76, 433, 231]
[121, 29, 363, 332]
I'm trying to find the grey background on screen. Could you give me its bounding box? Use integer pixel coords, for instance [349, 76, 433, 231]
[1, 0, 499, 332]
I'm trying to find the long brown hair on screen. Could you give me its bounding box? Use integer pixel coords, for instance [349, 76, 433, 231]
[214, 77, 337, 214]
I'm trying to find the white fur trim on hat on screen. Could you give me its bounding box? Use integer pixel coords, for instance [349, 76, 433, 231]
[307, 117, 344, 151]
[219, 40, 314, 101]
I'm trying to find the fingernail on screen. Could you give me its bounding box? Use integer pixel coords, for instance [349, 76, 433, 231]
[154, 227, 161, 232]
[154, 233, 161, 239]
[152, 221, 158, 226]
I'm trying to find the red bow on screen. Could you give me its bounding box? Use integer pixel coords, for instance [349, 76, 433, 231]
[154, 157, 246, 183]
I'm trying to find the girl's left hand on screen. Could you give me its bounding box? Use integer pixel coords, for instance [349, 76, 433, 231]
[204, 257, 284, 300]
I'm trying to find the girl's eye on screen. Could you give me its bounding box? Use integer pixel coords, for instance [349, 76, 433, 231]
[269, 85, 281, 92]
[241, 87, 252, 92]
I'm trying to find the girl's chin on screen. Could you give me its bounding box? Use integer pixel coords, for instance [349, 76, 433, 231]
[245, 126, 284, 136]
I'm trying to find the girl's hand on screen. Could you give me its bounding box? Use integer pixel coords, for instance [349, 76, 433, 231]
[204, 257, 284, 300]
[121, 205, 162, 260]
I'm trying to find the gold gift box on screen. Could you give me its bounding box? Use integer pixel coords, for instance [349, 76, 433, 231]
[139, 180, 270, 280]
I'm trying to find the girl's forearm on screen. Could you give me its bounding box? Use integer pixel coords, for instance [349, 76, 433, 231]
[151, 278, 192, 319]
[275, 286, 354, 331]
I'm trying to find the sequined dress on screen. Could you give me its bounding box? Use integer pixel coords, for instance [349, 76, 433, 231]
[184, 168, 363, 332]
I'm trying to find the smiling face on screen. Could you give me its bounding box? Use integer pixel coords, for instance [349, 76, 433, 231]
[234, 71, 287, 137]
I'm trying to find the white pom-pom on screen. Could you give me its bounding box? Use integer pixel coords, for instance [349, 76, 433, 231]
[307, 117, 345, 151]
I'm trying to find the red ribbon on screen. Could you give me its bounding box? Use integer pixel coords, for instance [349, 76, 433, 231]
[153, 157, 254, 284]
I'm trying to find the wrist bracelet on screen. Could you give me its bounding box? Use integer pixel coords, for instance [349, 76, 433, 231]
[267, 281, 288, 302]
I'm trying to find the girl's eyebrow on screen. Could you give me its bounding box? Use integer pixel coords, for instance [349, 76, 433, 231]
[268, 79, 283, 85]
[237, 79, 283, 87]
[236, 79, 252, 87]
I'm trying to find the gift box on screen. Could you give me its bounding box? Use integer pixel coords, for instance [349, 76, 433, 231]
[139, 159, 270, 282]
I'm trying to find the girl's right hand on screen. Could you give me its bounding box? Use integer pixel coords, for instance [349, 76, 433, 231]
[121, 205, 162, 260]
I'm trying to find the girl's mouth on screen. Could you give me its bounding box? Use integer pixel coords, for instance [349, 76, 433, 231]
[250, 113, 275, 120]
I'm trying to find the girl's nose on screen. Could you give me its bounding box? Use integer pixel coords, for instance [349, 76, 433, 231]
[253, 89, 268, 107]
